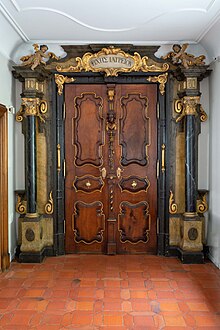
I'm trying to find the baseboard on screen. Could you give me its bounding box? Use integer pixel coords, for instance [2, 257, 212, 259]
[167, 246, 204, 264]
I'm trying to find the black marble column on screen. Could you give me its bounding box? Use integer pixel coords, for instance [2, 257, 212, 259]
[185, 114, 197, 214]
[25, 115, 37, 214]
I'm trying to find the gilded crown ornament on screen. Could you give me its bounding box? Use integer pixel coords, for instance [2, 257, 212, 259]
[162, 44, 206, 69]
[20, 44, 60, 70]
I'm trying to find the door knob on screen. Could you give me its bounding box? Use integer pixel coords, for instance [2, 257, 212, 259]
[131, 180, 137, 188]
[100, 167, 107, 179]
[85, 181, 91, 188]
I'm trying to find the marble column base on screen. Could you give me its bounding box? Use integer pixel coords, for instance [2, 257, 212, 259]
[180, 216, 203, 252]
[168, 215, 205, 264]
[19, 215, 54, 263]
[168, 246, 204, 264]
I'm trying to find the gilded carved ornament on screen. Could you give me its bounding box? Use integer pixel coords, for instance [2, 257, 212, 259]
[147, 73, 168, 95]
[174, 96, 207, 123]
[162, 43, 206, 69]
[20, 44, 59, 70]
[169, 190, 178, 214]
[45, 191, 54, 215]
[16, 98, 48, 123]
[197, 193, 208, 214]
[16, 195, 26, 215]
[54, 74, 75, 95]
[55, 47, 169, 77]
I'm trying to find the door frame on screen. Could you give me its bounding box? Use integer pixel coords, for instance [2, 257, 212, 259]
[51, 72, 170, 256]
[0, 104, 10, 271]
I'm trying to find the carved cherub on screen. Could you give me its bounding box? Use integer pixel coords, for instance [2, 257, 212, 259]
[162, 44, 205, 69]
[106, 111, 117, 131]
[20, 44, 59, 70]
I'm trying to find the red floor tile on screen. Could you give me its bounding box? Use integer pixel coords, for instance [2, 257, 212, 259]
[0, 255, 219, 329]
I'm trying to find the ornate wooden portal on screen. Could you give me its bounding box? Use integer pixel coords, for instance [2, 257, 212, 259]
[65, 84, 157, 254]
[13, 44, 209, 263]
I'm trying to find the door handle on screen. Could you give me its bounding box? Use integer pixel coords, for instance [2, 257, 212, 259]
[100, 167, 107, 179]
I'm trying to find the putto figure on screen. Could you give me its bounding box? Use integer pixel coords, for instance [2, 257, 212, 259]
[162, 44, 206, 69]
[20, 44, 59, 70]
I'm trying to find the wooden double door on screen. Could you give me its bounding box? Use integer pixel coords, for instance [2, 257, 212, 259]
[65, 83, 157, 254]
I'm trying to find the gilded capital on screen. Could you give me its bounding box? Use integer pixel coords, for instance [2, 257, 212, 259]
[16, 98, 48, 122]
[22, 97, 40, 116]
[183, 96, 200, 116]
[175, 96, 201, 123]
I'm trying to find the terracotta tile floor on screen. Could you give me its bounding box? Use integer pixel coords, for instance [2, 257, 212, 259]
[0, 255, 220, 329]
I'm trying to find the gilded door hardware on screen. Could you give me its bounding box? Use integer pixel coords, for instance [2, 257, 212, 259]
[116, 167, 123, 179]
[101, 167, 107, 179]
[85, 181, 91, 188]
[131, 180, 137, 188]
[57, 144, 61, 173]
[161, 144, 166, 173]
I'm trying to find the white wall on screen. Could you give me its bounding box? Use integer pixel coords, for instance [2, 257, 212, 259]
[0, 8, 24, 260]
[0, 51, 16, 260]
[206, 59, 220, 269]
[200, 19, 220, 269]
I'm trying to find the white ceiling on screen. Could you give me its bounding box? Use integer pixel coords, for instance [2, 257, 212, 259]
[1, 0, 220, 60]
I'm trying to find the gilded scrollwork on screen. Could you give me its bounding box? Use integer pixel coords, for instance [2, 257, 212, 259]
[16, 195, 26, 214]
[56, 47, 169, 76]
[45, 191, 54, 215]
[169, 190, 178, 214]
[175, 96, 201, 123]
[16, 106, 25, 122]
[20, 44, 60, 70]
[141, 57, 169, 73]
[16, 98, 48, 123]
[147, 73, 168, 95]
[162, 44, 206, 69]
[197, 193, 208, 214]
[199, 105, 208, 122]
[174, 99, 184, 114]
[54, 74, 75, 95]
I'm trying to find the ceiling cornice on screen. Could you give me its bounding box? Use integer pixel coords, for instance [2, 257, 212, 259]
[0, 1, 29, 42]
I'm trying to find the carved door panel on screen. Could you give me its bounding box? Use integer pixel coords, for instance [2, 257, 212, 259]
[65, 85, 108, 253]
[115, 84, 157, 254]
[65, 84, 157, 254]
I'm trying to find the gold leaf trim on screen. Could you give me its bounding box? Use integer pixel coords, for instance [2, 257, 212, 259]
[197, 194, 208, 214]
[56, 47, 169, 77]
[169, 190, 177, 214]
[45, 191, 54, 214]
[147, 73, 168, 95]
[199, 105, 208, 122]
[16, 195, 26, 214]
[55, 74, 75, 95]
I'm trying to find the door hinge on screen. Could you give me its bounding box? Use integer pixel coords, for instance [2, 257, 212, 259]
[157, 101, 160, 119]
[64, 219, 66, 234]
[63, 159, 66, 179]
[63, 102, 66, 120]
[156, 159, 160, 179]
